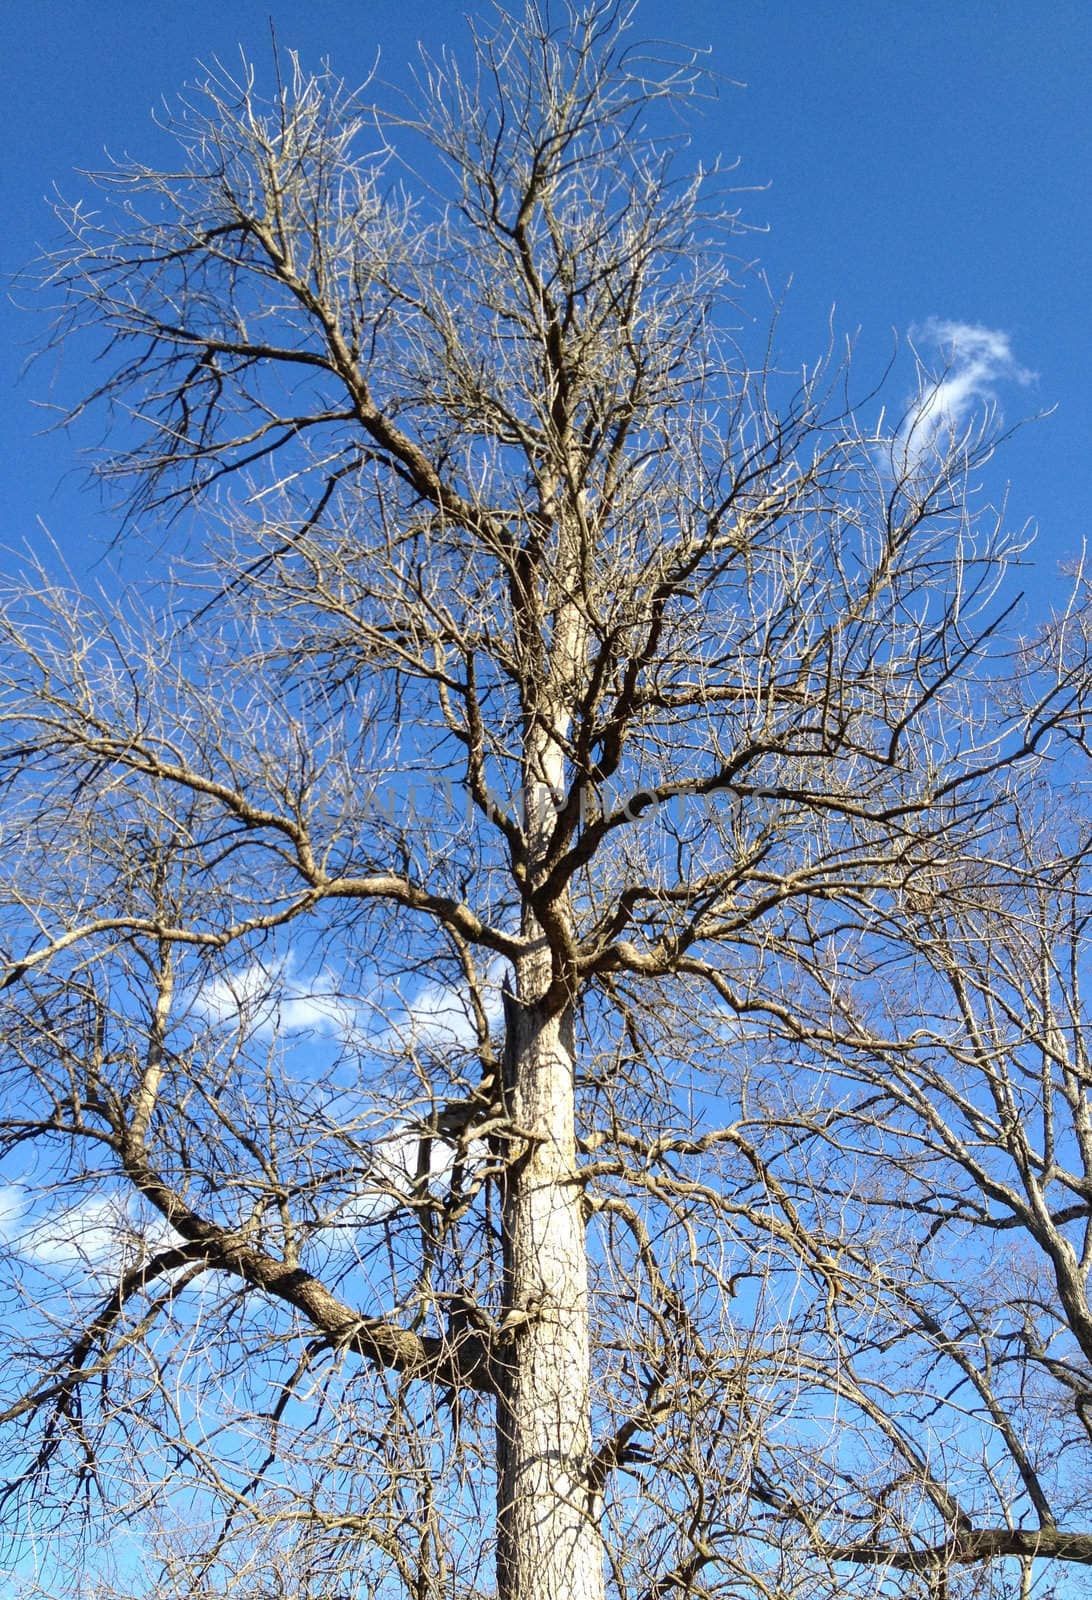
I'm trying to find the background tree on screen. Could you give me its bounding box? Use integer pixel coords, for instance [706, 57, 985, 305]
[2, 5, 1090, 1598]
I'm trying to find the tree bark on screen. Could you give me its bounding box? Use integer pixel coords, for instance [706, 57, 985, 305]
[495, 981, 602, 1600]
[495, 559, 603, 1599]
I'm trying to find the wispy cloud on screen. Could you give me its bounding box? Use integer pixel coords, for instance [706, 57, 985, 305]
[193, 950, 510, 1060]
[377, 956, 510, 1059]
[385, 973, 505, 1054]
[21, 1195, 134, 1266]
[0, 1185, 25, 1239]
[368, 1127, 459, 1198]
[894, 319, 1034, 469]
[326, 1124, 492, 1243]
[193, 958, 365, 1041]
[0, 1186, 177, 1272]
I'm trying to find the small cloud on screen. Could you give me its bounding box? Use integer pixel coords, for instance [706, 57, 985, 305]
[22, 1194, 132, 1267]
[894, 318, 1034, 470]
[0, 1188, 178, 1272]
[193, 962, 277, 1030]
[385, 969, 506, 1055]
[330, 1123, 490, 1236]
[0, 1185, 26, 1240]
[193, 958, 364, 1041]
[370, 1127, 457, 1195]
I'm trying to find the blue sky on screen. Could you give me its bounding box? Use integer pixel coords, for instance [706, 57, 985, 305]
[3, 0, 1090, 609]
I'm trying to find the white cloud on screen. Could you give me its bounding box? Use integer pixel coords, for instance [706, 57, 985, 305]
[193, 953, 509, 1059]
[193, 958, 364, 1041]
[0, 1187, 178, 1272]
[0, 1185, 26, 1240]
[369, 1127, 457, 1195]
[385, 968, 506, 1055]
[21, 1194, 132, 1267]
[894, 318, 1034, 470]
[326, 1124, 491, 1241]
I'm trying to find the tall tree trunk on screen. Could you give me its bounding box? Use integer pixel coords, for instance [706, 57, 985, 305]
[495, 979, 602, 1600]
[495, 575, 603, 1598]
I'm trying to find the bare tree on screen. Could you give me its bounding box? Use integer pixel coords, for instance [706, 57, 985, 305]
[2, 5, 1088, 1597]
